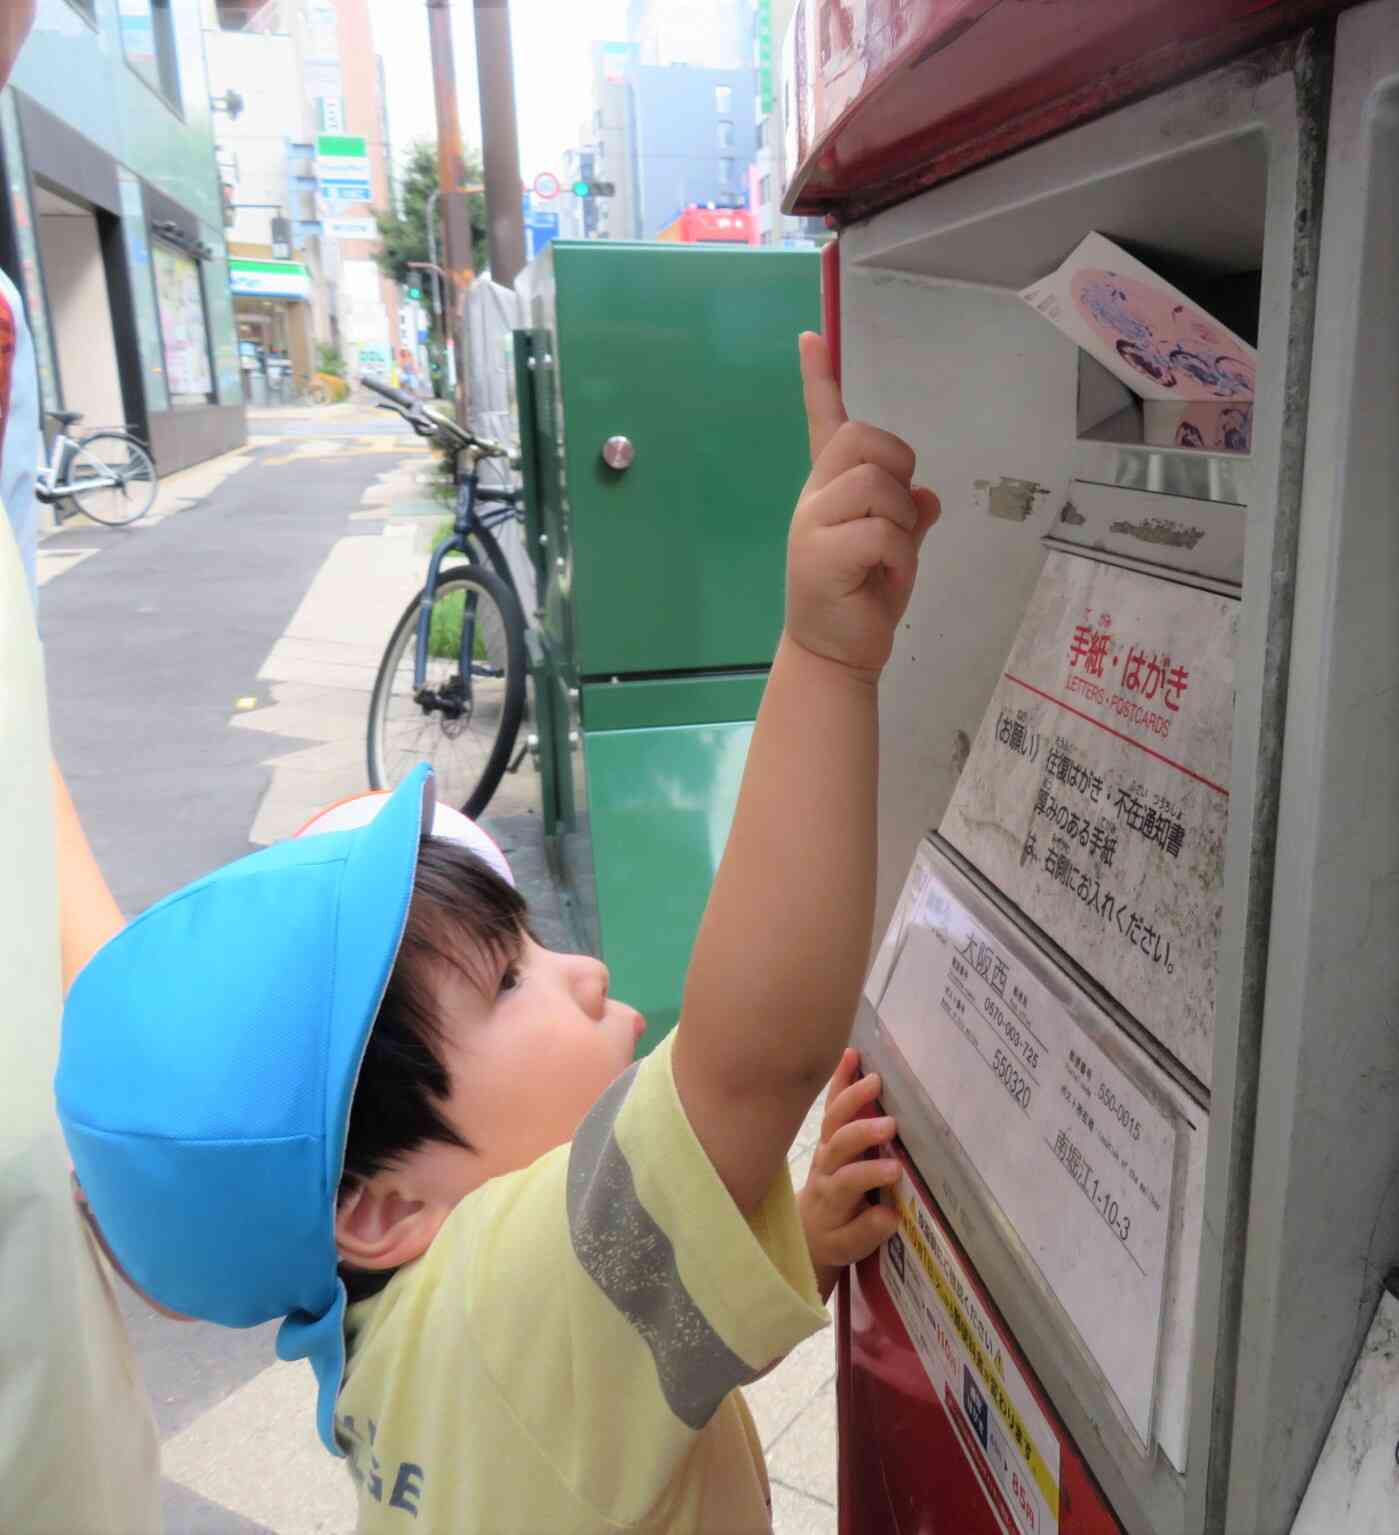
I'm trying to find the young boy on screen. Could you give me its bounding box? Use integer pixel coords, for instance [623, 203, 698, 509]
[56, 333, 940, 1531]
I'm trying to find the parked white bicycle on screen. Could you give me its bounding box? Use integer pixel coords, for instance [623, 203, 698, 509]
[35, 410, 158, 528]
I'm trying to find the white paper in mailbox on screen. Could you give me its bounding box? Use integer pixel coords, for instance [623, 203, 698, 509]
[874, 865, 1181, 1446]
[940, 551, 1237, 1087]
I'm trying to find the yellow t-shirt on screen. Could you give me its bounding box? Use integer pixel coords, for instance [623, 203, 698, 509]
[338, 1032, 829, 1533]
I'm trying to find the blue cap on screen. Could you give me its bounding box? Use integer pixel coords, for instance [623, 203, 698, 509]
[56, 765, 435, 1455]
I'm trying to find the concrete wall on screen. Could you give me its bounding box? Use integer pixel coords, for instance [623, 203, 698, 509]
[34, 195, 125, 430]
[204, 28, 299, 249]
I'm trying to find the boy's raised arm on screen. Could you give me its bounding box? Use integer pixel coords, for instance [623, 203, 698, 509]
[673, 333, 939, 1215]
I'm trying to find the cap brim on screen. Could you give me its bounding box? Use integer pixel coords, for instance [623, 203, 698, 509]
[324, 764, 434, 1200]
[290, 763, 432, 1455]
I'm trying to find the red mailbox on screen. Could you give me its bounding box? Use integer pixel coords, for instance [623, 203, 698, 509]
[786, 3, 1399, 1531]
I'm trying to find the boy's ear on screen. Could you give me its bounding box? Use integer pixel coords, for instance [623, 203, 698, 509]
[334, 1180, 442, 1272]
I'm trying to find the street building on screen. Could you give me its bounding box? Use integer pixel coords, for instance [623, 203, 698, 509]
[569, 5, 760, 244]
[581, 42, 639, 242]
[631, 55, 756, 239]
[553, 0, 827, 252]
[205, 0, 403, 399]
[748, 0, 827, 248]
[628, 0, 753, 69]
[0, 0, 247, 475]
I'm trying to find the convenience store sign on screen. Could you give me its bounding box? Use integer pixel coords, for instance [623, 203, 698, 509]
[316, 133, 371, 200]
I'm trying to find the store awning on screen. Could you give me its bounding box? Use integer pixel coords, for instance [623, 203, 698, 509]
[229, 259, 312, 301]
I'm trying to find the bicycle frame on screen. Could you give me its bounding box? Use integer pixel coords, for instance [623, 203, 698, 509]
[34, 432, 113, 505]
[358, 374, 524, 705]
[411, 466, 522, 694]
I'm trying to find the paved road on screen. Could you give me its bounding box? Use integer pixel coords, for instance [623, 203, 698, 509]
[245, 399, 439, 438]
[46, 436, 387, 913]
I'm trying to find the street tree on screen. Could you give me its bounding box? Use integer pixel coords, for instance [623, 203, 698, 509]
[374, 140, 488, 339]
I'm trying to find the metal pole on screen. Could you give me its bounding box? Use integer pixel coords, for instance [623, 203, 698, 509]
[425, 0, 473, 423]
[424, 188, 452, 394]
[473, 0, 526, 286]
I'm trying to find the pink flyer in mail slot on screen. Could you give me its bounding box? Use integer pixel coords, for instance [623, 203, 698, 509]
[1021, 233, 1256, 432]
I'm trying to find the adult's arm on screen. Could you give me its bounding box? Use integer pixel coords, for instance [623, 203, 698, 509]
[50, 759, 123, 992]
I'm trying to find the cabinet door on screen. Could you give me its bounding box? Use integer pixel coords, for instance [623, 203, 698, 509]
[553, 243, 819, 678]
[584, 715, 753, 1053]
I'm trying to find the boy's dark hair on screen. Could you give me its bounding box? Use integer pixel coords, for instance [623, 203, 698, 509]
[338, 834, 527, 1299]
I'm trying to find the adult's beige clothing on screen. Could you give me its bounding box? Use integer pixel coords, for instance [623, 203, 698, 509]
[0, 512, 161, 1533]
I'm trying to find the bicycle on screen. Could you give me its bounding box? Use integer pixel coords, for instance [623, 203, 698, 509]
[362, 375, 530, 818]
[35, 411, 158, 528]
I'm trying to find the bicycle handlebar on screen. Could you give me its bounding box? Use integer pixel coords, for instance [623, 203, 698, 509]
[360, 374, 417, 411]
[359, 374, 512, 461]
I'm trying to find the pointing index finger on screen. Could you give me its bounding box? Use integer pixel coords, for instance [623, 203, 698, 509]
[799, 331, 847, 468]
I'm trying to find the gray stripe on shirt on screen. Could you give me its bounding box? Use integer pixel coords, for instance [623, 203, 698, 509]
[567, 1063, 756, 1430]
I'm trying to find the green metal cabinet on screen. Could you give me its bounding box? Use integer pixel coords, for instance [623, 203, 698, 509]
[515, 242, 820, 1047]
[585, 718, 753, 1054]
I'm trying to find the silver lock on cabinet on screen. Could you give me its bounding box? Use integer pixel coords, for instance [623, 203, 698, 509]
[601, 435, 635, 471]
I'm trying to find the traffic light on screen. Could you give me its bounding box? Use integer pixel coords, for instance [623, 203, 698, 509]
[407, 286, 423, 301]
[571, 180, 616, 199]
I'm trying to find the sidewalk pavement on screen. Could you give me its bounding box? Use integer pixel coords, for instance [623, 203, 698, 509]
[153, 442, 840, 1533]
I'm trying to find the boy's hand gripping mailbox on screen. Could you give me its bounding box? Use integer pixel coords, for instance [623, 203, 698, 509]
[800, 1049, 904, 1301]
[673, 331, 939, 1224]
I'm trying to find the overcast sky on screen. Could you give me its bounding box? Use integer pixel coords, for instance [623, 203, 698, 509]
[369, 0, 630, 187]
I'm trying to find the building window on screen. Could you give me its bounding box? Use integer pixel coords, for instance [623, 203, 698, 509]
[717, 119, 735, 150]
[215, 0, 285, 27]
[760, 174, 772, 204]
[153, 243, 214, 405]
[715, 85, 733, 113]
[120, 0, 182, 110]
[755, 118, 766, 150]
[719, 157, 735, 186]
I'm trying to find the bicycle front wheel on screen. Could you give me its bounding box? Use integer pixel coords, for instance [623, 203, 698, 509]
[66, 432, 158, 527]
[367, 565, 527, 818]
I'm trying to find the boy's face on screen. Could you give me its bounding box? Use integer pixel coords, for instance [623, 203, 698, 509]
[387, 936, 645, 1212]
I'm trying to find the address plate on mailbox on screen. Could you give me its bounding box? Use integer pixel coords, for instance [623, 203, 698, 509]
[870, 854, 1184, 1447]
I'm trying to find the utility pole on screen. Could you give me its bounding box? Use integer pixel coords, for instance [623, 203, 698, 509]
[423, 189, 453, 397]
[425, 0, 473, 422]
[473, 0, 526, 287]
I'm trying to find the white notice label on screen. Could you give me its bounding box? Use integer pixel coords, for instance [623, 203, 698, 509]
[877, 868, 1179, 1444]
[941, 551, 1237, 1087]
[882, 1170, 1061, 1535]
